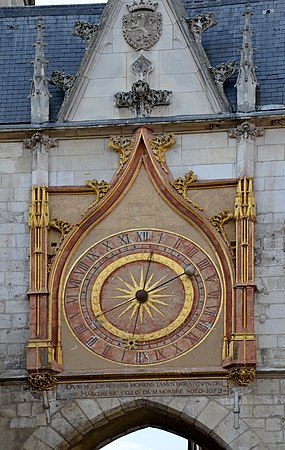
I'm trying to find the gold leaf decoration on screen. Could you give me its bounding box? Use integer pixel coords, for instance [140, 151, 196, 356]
[209, 209, 233, 247]
[149, 133, 176, 173]
[227, 367, 256, 386]
[28, 373, 57, 391]
[29, 186, 49, 228]
[83, 179, 112, 214]
[49, 217, 74, 251]
[171, 171, 203, 211]
[109, 136, 134, 174]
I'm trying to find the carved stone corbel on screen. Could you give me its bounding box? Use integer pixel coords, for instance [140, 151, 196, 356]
[28, 373, 57, 391]
[187, 12, 217, 43]
[210, 60, 239, 91]
[24, 132, 57, 186]
[228, 122, 264, 142]
[171, 171, 203, 211]
[228, 367, 256, 386]
[73, 20, 99, 45]
[115, 80, 172, 117]
[50, 70, 76, 94]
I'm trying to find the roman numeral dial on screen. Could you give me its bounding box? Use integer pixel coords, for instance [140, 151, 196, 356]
[63, 229, 223, 365]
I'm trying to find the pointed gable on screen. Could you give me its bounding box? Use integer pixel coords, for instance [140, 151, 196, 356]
[59, 0, 231, 122]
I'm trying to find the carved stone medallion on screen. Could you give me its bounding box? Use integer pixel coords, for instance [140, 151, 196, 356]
[122, 1, 162, 50]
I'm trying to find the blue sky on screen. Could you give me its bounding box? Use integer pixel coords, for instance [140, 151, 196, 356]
[102, 428, 187, 450]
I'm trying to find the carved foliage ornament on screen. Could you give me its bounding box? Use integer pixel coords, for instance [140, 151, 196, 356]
[28, 373, 57, 391]
[172, 171, 203, 211]
[73, 20, 99, 45]
[115, 80, 172, 117]
[149, 133, 175, 173]
[209, 209, 234, 250]
[83, 179, 112, 215]
[187, 12, 217, 43]
[50, 71, 76, 94]
[49, 217, 74, 251]
[123, 0, 162, 50]
[228, 367, 256, 386]
[210, 60, 239, 87]
[229, 122, 264, 142]
[23, 132, 57, 151]
[109, 136, 134, 174]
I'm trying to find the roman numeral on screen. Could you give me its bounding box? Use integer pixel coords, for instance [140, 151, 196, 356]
[207, 289, 220, 300]
[172, 343, 182, 354]
[187, 246, 198, 258]
[196, 321, 211, 332]
[155, 349, 166, 361]
[197, 258, 211, 270]
[204, 306, 217, 317]
[74, 323, 87, 334]
[102, 240, 113, 251]
[102, 345, 111, 356]
[136, 231, 150, 241]
[118, 233, 130, 245]
[136, 352, 150, 364]
[68, 277, 81, 288]
[74, 260, 90, 274]
[65, 293, 78, 303]
[86, 336, 98, 348]
[86, 249, 100, 263]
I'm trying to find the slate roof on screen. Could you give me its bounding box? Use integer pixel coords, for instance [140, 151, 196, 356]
[0, 0, 284, 124]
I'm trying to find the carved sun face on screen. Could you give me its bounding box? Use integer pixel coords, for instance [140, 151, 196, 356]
[112, 267, 171, 324]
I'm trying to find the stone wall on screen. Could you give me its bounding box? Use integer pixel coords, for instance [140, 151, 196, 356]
[1, 124, 285, 449]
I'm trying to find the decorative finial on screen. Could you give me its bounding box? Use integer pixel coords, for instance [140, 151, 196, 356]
[235, 3, 258, 113]
[29, 17, 50, 124]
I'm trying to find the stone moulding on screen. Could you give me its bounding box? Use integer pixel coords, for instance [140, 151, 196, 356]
[228, 367, 256, 386]
[148, 133, 175, 173]
[28, 373, 57, 391]
[109, 136, 134, 174]
[171, 171, 203, 211]
[115, 80, 172, 117]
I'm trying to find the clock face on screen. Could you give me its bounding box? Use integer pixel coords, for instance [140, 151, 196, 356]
[63, 229, 223, 365]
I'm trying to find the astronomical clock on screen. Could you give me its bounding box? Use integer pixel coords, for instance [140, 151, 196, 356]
[27, 127, 256, 385]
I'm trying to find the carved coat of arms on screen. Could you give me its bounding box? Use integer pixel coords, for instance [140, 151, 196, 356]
[122, 0, 162, 51]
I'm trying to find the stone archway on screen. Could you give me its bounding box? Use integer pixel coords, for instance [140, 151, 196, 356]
[22, 397, 264, 450]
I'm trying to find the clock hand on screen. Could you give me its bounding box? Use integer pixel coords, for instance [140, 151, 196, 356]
[147, 264, 195, 294]
[94, 296, 137, 320]
[143, 250, 154, 290]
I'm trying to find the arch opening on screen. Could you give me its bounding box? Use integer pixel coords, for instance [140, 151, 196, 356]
[69, 402, 227, 450]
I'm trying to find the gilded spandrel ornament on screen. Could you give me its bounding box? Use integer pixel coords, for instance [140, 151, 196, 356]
[109, 136, 134, 173]
[149, 133, 176, 173]
[83, 179, 112, 215]
[228, 367, 256, 386]
[49, 217, 74, 252]
[28, 373, 57, 391]
[171, 171, 203, 211]
[209, 209, 234, 248]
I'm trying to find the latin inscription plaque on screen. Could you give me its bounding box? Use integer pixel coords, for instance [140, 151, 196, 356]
[57, 379, 229, 400]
